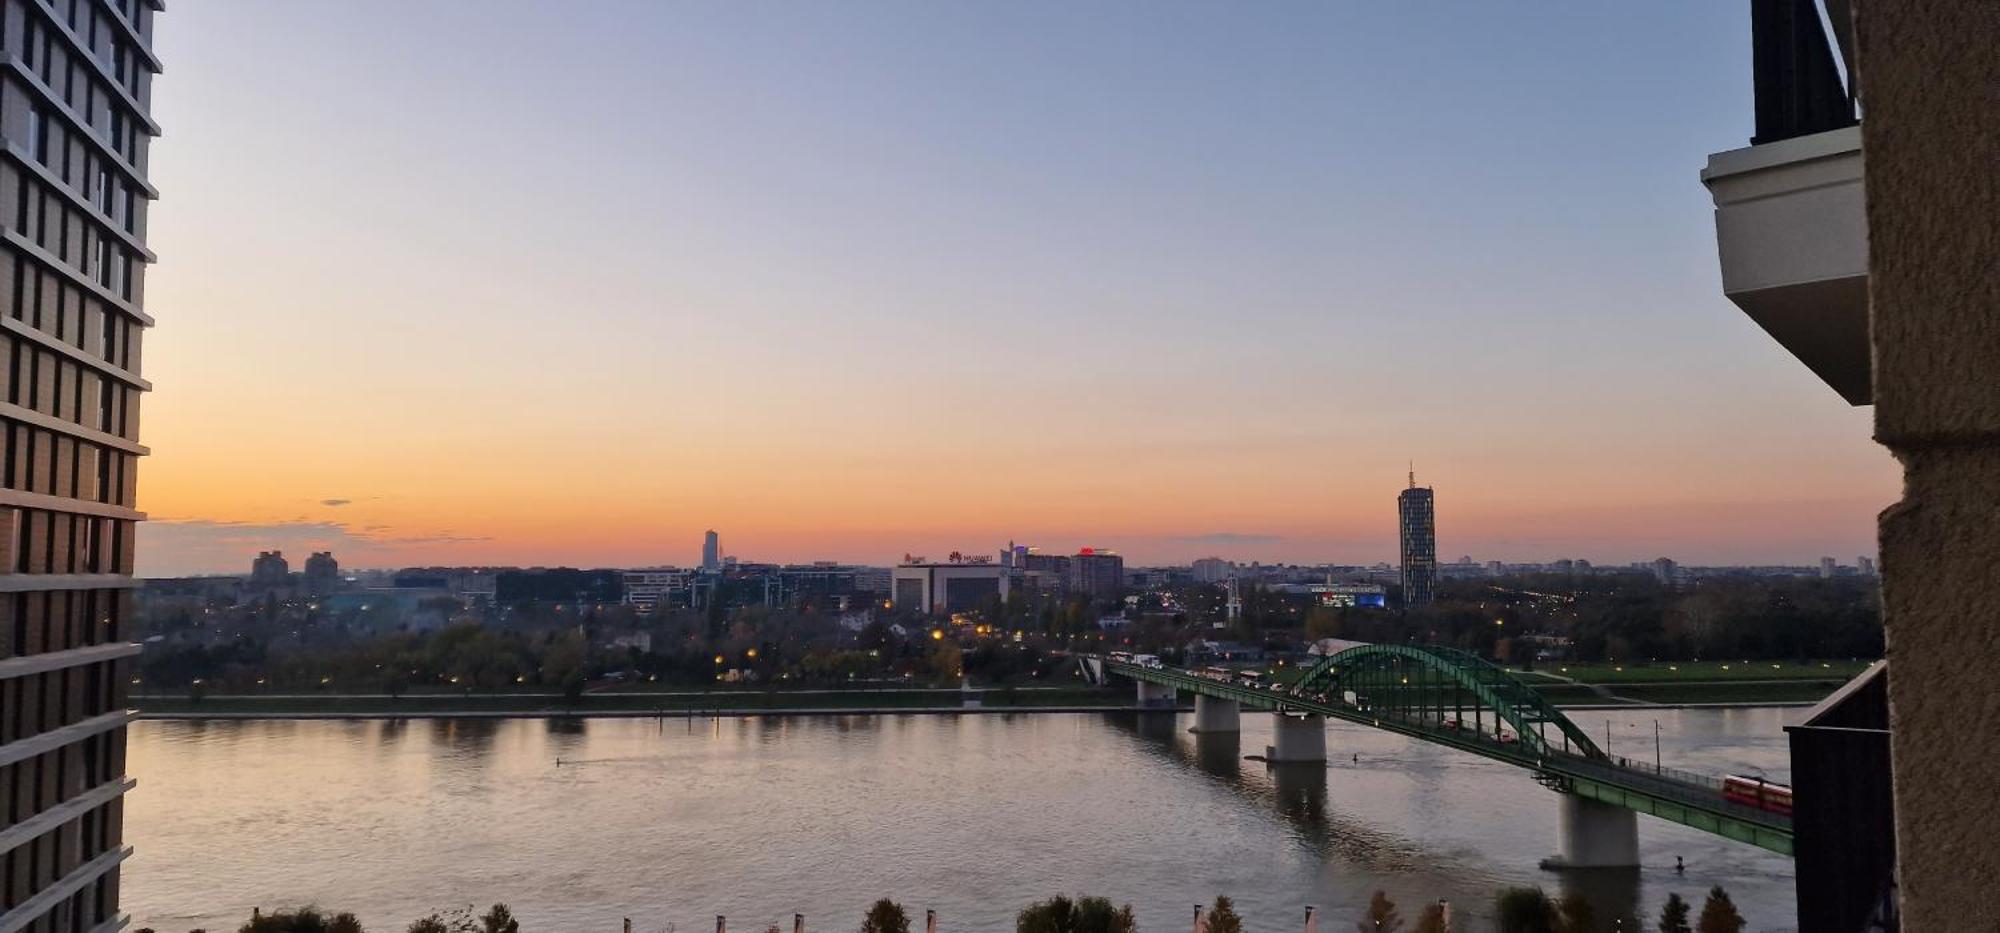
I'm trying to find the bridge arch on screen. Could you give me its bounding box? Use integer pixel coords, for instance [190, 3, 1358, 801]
[1290, 644, 1605, 760]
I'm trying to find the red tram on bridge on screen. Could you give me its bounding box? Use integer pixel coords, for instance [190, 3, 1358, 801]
[1722, 775, 1794, 816]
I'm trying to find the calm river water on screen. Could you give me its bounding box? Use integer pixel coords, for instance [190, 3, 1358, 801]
[124, 708, 1800, 932]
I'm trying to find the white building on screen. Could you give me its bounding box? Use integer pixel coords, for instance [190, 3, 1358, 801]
[891, 561, 1010, 615]
[1191, 557, 1235, 584]
[624, 569, 695, 612]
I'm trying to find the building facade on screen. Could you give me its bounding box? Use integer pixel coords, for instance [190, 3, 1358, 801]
[0, 1, 161, 929]
[701, 530, 719, 571]
[890, 561, 1009, 615]
[1397, 477, 1437, 608]
[1065, 548, 1124, 599]
[249, 549, 288, 589]
[301, 551, 339, 595]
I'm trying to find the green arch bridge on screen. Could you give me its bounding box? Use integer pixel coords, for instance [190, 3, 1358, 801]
[1082, 644, 1793, 858]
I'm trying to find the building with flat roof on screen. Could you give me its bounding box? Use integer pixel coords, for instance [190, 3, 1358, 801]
[891, 561, 1010, 615]
[1066, 548, 1125, 598]
[0, 2, 163, 927]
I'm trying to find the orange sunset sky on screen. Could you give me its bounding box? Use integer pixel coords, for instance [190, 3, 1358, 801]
[130, 3, 1897, 576]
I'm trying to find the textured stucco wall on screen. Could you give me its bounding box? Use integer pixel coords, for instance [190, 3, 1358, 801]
[1856, 0, 2000, 927]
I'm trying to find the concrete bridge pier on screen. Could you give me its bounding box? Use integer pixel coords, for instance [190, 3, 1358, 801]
[1544, 795, 1640, 869]
[1192, 695, 1240, 733]
[1135, 680, 1177, 709]
[1264, 712, 1327, 763]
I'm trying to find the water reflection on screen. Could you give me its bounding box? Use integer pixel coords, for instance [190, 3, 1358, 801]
[123, 710, 1798, 932]
[1102, 711, 1669, 930]
[1192, 731, 1241, 781]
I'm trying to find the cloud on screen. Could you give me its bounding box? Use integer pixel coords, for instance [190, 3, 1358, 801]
[320, 498, 353, 507]
[1171, 532, 1283, 545]
[137, 518, 490, 576]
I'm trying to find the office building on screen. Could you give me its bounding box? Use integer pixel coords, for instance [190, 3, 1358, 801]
[1397, 473, 1437, 608]
[0, 2, 161, 929]
[701, 530, 720, 572]
[891, 560, 1010, 615]
[623, 569, 694, 612]
[1065, 548, 1125, 598]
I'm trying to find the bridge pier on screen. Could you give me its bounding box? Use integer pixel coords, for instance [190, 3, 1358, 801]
[1192, 695, 1240, 733]
[1135, 680, 1177, 709]
[1545, 795, 1640, 869]
[1265, 712, 1327, 763]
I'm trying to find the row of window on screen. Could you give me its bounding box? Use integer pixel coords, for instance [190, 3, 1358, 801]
[12, 153, 142, 303]
[1, 794, 121, 923]
[6, 508, 130, 576]
[3, 339, 142, 441]
[1, 727, 122, 829]
[1, 588, 126, 661]
[1, 251, 143, 374]
[0, 424, 138, 511]
[15, 4, 152, 160]
[0, 658, 123, 757]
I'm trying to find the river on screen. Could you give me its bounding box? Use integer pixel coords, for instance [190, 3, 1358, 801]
[123, 707, 1799, 932]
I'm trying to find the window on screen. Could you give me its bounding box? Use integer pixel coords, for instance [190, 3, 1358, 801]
[26, 106, 44, 163]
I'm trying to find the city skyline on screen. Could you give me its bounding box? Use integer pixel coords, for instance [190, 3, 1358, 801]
[133, 2, 1894, 576]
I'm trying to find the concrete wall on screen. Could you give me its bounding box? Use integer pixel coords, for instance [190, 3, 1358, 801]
[1854, 1, 2000, 927]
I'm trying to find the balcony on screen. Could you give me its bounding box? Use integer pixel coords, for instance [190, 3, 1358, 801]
[1702, 0, 1868, 405]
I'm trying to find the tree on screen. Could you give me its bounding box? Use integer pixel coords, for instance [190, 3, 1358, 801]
[1018, 894, 1134, 933]
[1696, 887, 1745, 933]
[479, 905, 519, 933]
[861, 899, 911, 933]
[1357, 891, 1403, 932]
[1205, 897, 1243, 933]
[1074, 897, 1134, 933]
[1555, 894, 1594, 933]
[1494, 887, 1558, 933]
[407, 909, 477, 933]
[239, 907, 365, 933]
[1657, 893, 1692, 933]
[1412, 904, 1448, 933]
[1017, 895, 1075, 933]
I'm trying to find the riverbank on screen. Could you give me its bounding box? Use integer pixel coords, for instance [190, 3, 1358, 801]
[133, 686, 1133, 718]
[132, 676, 1834, 719]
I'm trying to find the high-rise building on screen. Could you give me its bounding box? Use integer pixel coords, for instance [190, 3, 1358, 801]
[1820, 556, 1838, 578]
[0, 3, 161, 928]
[1652, 557, 1680, 585]
[1858, 556, 1877, 577]
[1397, 473, 1437, 608]
[303, 551, 340, 595]
[1066, 548, 1125, 598]
[701, 530, 720, 571]
[250, 549, 290, 589]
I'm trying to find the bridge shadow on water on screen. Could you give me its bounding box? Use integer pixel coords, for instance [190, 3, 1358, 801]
[1098, 712, 1642, 926]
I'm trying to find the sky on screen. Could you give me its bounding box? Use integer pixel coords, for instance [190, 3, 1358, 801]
[134, 2, 1898, 576]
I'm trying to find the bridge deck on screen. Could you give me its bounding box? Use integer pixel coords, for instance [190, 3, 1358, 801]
[1094, 657, 1793, 855]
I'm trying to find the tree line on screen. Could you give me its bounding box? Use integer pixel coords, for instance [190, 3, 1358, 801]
[133, 886, 1751, 933]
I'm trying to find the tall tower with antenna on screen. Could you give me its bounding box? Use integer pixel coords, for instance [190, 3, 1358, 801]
[1398, 468, 1438, 608]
